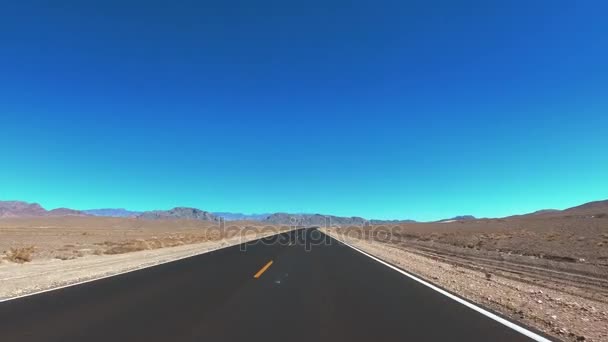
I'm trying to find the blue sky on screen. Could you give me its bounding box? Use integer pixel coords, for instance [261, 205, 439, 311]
[1, 0, 607, 221]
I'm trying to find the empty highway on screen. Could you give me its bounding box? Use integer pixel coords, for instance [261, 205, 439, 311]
[0, 228, 551, 341]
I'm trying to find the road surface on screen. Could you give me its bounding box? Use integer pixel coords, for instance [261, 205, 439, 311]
[0, 228, 549, 341]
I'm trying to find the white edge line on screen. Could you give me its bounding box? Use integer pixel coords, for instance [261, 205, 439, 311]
[0, 230, 291, 304]
[322, 231, 553, 342]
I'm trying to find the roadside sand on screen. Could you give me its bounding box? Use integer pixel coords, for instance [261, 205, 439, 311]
[322, 229, 608, 342]
[0, 216, 286, 260]
[0, 217, 289, 300]
[0, 231, 284, 300]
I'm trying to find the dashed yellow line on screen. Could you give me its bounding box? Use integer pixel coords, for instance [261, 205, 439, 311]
[253, 260, 274, 279]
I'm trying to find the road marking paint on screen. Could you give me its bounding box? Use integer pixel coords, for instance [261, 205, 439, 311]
[321, 231, 552, 342]
[253, 260, 274, 279]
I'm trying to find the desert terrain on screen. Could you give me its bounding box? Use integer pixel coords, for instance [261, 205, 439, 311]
[323, 203, 608, 342]
[0, 216, 290, 299]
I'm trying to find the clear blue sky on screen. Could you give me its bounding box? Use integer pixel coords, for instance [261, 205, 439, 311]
[1, 1, 607, 221]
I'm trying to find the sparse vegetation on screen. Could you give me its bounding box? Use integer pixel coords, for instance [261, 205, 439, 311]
[104, 245, 147, 255]
[6, 246, 35, 263]
[55, 254, 75, 261]
[101, 234, 214, 255]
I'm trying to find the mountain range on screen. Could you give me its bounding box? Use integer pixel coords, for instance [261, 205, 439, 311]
[0, 201, 88, 218]
[504, 200, 608, 219]
[138, 207, 219, 221]
[212, 212, 270, 221]
[436, 215, 476, 223]
[1, 199, 607, 223]
[264, 213, 368, 226]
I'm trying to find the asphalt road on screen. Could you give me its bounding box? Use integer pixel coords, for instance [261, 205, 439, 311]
[0, 228, 548, 341]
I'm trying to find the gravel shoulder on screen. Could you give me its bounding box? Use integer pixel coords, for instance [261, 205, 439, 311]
[322, 229, 608, 342]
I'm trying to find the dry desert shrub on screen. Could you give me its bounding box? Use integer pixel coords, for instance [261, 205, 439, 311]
[55, 254, 75, 261]
[6, 246, 35, 263]
[103, 242, 147, 255]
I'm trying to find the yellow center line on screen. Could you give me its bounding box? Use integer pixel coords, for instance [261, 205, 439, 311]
[253, 260, 274, 279]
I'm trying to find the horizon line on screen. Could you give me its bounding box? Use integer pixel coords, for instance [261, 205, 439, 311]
[2, 197, 606, 222]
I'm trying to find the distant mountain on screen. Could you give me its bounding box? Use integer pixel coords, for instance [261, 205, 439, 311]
[138, 207, 219, 221]
[369, 219, 417, 225]
[510, 199, 608, 219]
[213, 212, 269, 221]
[529, 209, 560, 215]
[0, 201, 47, 218]
[0, 201, 88, 218]
[437, 215, 476, 223]
[261, 214, 417, 226]
[263, 213, 369, 226]
[452, 215, 476, 221]
[563, 199, 608, 214]
[47, 208, 88, 216]
[506, 210, 558, 219]
[84, 208, 142, 217]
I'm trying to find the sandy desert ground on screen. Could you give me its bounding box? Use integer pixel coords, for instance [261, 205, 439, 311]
[0, 217, 290, 299]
